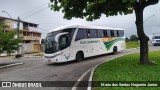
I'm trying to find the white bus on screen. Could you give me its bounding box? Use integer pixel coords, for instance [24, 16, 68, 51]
[152, 33, 160, 46]
[44, 25, 125, 63]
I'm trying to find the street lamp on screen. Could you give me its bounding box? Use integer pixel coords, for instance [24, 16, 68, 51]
[2, 11, 13, 19]
[2, 11, 20, 37]
[2, 11, 21, 55]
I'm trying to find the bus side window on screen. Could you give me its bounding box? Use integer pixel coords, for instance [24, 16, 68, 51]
[105, 30, 108, 37]
[59, 36, 69, 50]
[97, 30, 103, 38]
[121, 31, 124, 37]
[87, 30, 91, 38]
[103, 30, 106, 37]
[111, 30, 114, 37]
[103, 30, 107, 37]
[118, 30, 124, 37]
[75, 29, 84, 41]
[83, 29, 88, 39]
[90, 29, 97, 38]
[114, 30, 118, 37]
[107, 30, 111, 37]
[117, 30, 120, 37]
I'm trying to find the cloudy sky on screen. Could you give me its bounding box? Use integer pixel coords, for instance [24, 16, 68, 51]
[0, 0, 160, 38]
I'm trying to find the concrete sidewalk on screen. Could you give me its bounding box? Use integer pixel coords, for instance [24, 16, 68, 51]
[0, 53, 44, 61]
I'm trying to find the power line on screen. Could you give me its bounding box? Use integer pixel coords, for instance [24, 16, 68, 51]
[38, 27, 49, 33]
[19, 2, 49, 18]
[38, 25, 53, 30]
[34, 22, 56, 25]
[144, 15, 155, 23]
[22, 7, 48, 19]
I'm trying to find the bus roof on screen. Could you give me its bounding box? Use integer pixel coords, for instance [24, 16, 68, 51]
[48, 25, 124, 33]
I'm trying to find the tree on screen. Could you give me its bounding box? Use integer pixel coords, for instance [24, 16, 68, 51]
[130, 35, 139, 42]
[3, 31, 21, 56]
[125, 37, 130, 42]
[49, 0, 159, 64]
[0, 31, 4, 55]
[0, 23, 21, 56]
[0, 23, 8, 55]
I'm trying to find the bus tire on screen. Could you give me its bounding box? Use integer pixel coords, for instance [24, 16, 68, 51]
[112, 46, 117, 55]
[76, 51, 84, 62]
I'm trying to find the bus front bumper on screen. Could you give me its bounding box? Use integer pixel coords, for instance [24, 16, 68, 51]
[44, 56, 62, 64]
[153, 43, 160, 46]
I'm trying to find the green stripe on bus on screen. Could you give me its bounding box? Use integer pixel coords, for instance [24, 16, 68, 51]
[104, 38, 124, 50]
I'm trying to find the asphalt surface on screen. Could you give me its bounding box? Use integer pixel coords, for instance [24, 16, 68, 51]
[0, 46, 159, 90]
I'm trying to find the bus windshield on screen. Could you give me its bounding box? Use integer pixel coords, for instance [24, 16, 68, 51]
[45, 31, 60, 54]
[154, 36, 160, 39]
[45, 28, 76, 54]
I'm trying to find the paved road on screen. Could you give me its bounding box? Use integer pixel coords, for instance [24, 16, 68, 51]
[0, 46, 159, 90]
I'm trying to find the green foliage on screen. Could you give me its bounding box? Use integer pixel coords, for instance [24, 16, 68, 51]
[93, 51, 160, 90]
[130, 35, 139, 42]
[0, 23, 22, 56]
[126, 35, 139, 42]
[0, 31, 4, 54]
[50, 0, 135, 21]
[49, 0, 159, 21]
[125, 37, 130, 42]
[0, 22, 9, 29]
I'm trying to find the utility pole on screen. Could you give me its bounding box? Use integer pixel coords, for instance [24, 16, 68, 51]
[17, 17, 20, 54]
[17, 17, 20, 38]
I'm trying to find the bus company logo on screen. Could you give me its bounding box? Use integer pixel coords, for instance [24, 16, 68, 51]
[80, 40, 100, 44]
[2, 82, 11, 87]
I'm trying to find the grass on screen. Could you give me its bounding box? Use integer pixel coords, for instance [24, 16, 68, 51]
[93, 51, 160, 90]
[126, 42, 140, 49]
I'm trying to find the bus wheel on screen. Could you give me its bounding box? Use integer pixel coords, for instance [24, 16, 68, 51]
[112, 46, 117, 55]
[76, 51, 84, 62]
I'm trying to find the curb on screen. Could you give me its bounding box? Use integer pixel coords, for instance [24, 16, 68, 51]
[87, 53, 133, 90]
[125, 47, 140, 51]
[71, 68, 93, 90]
[25, 56, 40, 58]
[19, 56, 42, 59]
[24, 56, 43, 58]
[0, 56, 42, 61]
[0, 62, 24, 69]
